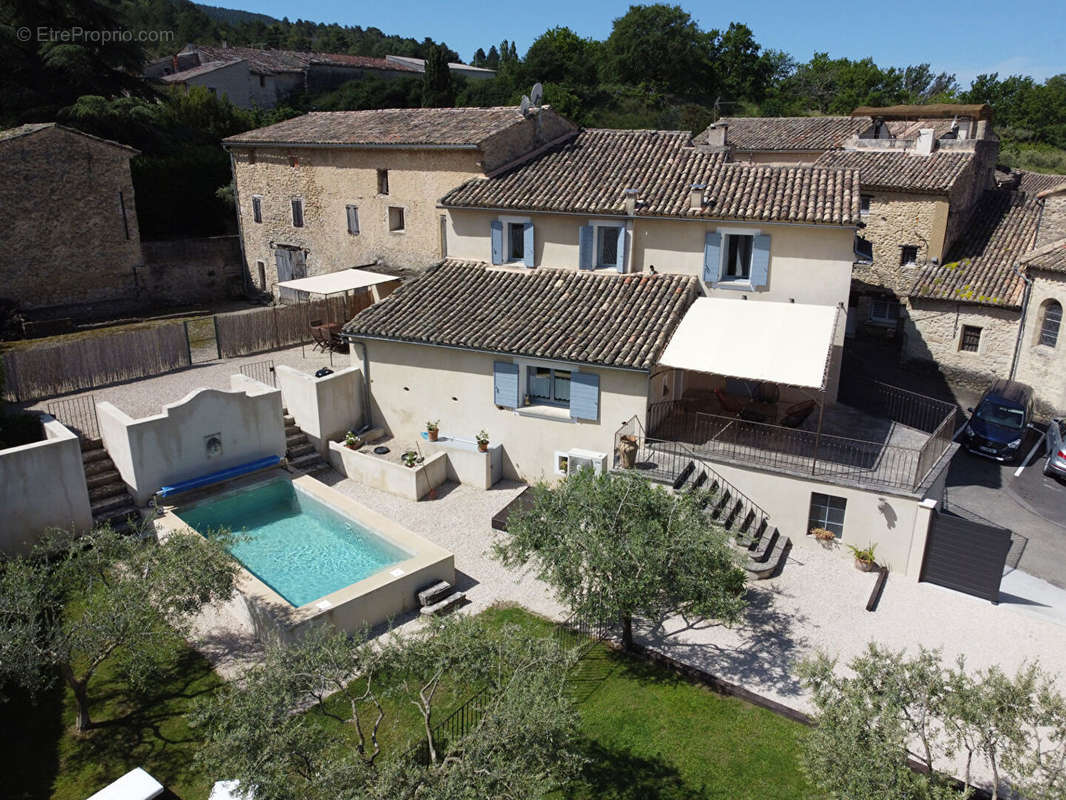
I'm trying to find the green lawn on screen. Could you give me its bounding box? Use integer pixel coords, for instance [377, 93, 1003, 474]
[0, 606, 816, 800]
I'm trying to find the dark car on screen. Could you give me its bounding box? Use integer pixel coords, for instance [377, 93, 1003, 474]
[1045, 418, 1066, 479]
[962, 379, 1034, 463]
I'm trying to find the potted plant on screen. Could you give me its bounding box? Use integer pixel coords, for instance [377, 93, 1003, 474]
[402, 450, 418, 468]
[426, 420, 439, 442]
[617, 434, 638, 469]
[847, 543, 878, 572]
[809, 527, 837, 544]
[344, 431, 361, 450]
[476, 430, 489, 453]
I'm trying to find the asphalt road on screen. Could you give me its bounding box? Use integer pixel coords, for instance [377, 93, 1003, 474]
[944, 423, 1066, 588]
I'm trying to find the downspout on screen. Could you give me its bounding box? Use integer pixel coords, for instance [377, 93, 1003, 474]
[348, 338, 373, 432]
[1008, 265, 1032, 381]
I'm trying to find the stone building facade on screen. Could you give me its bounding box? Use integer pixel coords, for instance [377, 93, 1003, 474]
[0, 123, 143, 315]
[223, 106, 577, 294]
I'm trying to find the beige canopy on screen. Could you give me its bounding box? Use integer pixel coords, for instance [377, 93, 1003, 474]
[276, 268, 397, 296]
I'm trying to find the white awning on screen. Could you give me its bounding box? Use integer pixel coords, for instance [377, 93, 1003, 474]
[276, 268, 398, 295]
[658, 297, 839, 389]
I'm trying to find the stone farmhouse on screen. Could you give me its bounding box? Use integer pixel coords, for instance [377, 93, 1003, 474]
[0, 123, 143, 317]
[222, 106, 577, 292]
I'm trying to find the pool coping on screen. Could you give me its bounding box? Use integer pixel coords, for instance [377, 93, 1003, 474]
[155, 469, 455, 637]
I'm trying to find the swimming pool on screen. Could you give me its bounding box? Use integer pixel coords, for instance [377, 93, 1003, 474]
[175, 478, 410, 607]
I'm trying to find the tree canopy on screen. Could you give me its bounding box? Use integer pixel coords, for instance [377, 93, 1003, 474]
[494, 470, 747, 649]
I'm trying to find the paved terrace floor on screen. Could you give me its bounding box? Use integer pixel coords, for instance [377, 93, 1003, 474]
[647, 403, 935, 492]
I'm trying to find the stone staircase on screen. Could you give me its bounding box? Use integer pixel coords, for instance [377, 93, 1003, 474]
[284, 411, 330, 474]
[651, 458, 790, 579]
[81, 440, 140, 531]
[417, 580, 466, 616]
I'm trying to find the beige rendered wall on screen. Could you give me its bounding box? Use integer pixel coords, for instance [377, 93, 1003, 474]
[853, 192, 948, 294]
[0, 126, 142, 310]
[0, 416, 93, 553]
[183, 61, 254, 106]
[98, 381, 286, 505]
[231, 146, 482, 282]
[732, 151, 823, 165]
[354, 338, 649, 482]
[1015, 272, 1066, 415]
[446, 210, 855, 307]
[276, 364, 363, 454]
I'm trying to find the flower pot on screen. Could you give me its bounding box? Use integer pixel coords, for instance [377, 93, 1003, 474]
[617, 435, 638, 469]
[428, 429, 438, 442]
[477, 441, 488, 453]
[855, 558, 876, 572]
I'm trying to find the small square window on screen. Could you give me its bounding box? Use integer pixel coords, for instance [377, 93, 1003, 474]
[960, 325, 981, 352]
[346, 204, 360, 235]
[377, 169, 389, 195]
[854, 235, 873, 263]
[259, 75, 265, 88]
[724, 233, 754, 279]
[507, 223, 526, 261]
[860, 195, 872, 215]
[251, 196, 262, 224]
[291, 198, 304, 228]
[388, 206, 405, 232]
[869, 298, 900, 324]
[900, 245, 919, 266]
[526, 366, 571, 405]
[808, 492, 847, 538]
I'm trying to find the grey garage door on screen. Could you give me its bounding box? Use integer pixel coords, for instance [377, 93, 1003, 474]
[919, 510, 1012, 603]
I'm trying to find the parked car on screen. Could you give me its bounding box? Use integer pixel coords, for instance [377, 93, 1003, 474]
[1044, 417, 1066, 479]
[961, 379, 1034, 463]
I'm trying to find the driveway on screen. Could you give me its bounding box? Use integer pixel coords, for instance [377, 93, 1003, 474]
[943, 423, 1066, 588]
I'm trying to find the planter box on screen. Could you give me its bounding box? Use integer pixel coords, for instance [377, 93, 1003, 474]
[422, 435, 502, 489]
[329, 441, 448, 500]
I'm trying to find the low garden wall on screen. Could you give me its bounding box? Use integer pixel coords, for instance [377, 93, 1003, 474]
[0, 415, 92, 553]
[276, 365, 362, 455]
[328, 442, 448, 500]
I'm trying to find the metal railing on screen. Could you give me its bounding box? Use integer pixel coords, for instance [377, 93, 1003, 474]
[838, 379, 958, 435]
[46, 394, 99, 441]
[239, 359, 276, 387]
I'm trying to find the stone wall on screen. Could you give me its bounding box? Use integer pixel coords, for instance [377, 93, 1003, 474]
[901, 298, 1020, 399]
[0, 126, 143, 312]
[140, 236, 245, 305]
[478, 108, 577, 173]
[1014, 271, 1066, 416]
[1037, 193, 1066, 248]
[853, 192, 949, 294]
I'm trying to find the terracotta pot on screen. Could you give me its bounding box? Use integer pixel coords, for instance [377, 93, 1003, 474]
[428, 429, 439, 441]
[855, 558, 876, 572]
[478, 441, 488, 452]
[618, 436, 638, 469]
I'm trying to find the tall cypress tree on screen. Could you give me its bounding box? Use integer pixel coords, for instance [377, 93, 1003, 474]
[421, 44, 454, 107]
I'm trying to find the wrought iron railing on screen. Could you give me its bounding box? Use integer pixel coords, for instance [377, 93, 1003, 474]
[46, 394, 100, 441]
[838, 379, 957, 435]
[238, 359, 276, 387]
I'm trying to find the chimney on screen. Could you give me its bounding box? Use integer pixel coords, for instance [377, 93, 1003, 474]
[706, 123, 728, 148]
[915, 128, 935, 156]
[976, 119, 988, 139]
[689, 184, 706, 211]
[624, 188, 639, 216]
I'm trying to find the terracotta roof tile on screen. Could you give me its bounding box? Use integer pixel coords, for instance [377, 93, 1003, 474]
[1021, 238, 1066, 274]
[224, 107, 537, 147]
[909, 189, 1040, 307]
[442, 128, 860, 226]
[342, 259, 698, 369]
[703, 116, 870, 151]
[0, 122, 139, 153]
[815, 148, 974, 194]
[1018, 171, 1066, 196]
[191, 45, 418, 75]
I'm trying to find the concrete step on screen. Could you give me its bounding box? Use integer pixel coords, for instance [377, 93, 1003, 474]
[420, 591, 466, 616]
[89, 481, 128, 502]
[79, 437, 103, 452]
[287, 442, 316, 459]
[93, 503, 141, 530]
[286, 431, 307, 445]
[289, 452, 327, 471]
[91, 493, 134, 515]
[83, 458, 117, 477]
[282, 414, 296, 427]
[82, 448, 111, 465]
[86, 468, 121, 490]
[417, 580, 453, 608]
[747, 536, 789, 579]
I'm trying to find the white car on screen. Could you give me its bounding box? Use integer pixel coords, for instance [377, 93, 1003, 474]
[1045, 417, 1066, 479]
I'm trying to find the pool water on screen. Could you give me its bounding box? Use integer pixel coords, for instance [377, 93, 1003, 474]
[175, 479, 410, 607]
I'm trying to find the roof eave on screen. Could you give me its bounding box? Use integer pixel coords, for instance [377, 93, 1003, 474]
[222, 140, 482, 151]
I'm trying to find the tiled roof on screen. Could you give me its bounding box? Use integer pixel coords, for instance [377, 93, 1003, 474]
[0, 122, 139, 153]
[909, 189, 1040, 307]
[704, 116, 870, 151]
[160, 60, 236, 82]
[851, 103, 992, 120]
[1021, 239, 1066, 274]
[815, 148, 974, 194]
[1018, 171, 1066, 196]
[224, 107, 535, 147]
[342, 259, 698, 370]
[191, 45, 418, 75]
[442, 128, 861, 226]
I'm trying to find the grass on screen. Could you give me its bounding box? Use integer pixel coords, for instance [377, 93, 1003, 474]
[0, 606, 816, 800]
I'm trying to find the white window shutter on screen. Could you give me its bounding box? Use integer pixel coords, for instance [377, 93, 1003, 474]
[703, 231, 722, 283]
[616, 226, 628, 272]
[490, 220, 503, 265]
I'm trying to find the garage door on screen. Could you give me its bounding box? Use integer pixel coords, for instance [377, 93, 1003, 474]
[919, 510, 1012, 603]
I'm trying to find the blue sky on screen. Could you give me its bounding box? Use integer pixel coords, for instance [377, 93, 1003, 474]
[223, 0, 1065, 86]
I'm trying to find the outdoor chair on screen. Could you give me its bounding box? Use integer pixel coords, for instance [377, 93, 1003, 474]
[310, 326, 332, 353]
[715, 388, 748, 415]
[780, 399, 816, 428]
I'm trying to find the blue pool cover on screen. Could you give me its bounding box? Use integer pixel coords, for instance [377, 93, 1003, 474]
[159, 455, 281, 498]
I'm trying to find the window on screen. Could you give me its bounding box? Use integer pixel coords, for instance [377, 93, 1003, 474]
[596, 226, 620, 268]
[118, 191, 129, 240]
[808, 493, 847, 538]
[388, 206, 405, 232]
[259, 75, 265, 88]
[251, 195, 263, 224]
[900, 245, 919, 266]
[377, 169, 389, 195]
[869, 298, 901, 324]
[290, 197, 304, 228]
[854, 235, 873, 263]
[256, 260, 266, 290]
[526, 366, 571, 405]
[724, 233, 754, 279]
[1039, 300, 1062, 348]
[207, 87, 216, 95]
[346, 204, 360, 235]
[288, 155, 299, 168]
[860, 195, 872, 215]
[960, 325, 981, 352]
[508, 222, 525, 261]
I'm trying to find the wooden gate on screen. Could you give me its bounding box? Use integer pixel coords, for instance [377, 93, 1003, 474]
[919, 510, 1012, 603]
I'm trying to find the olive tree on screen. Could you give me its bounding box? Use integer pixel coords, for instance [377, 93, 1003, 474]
[0, 524, 239, 731]
[194, 614, 583, 800]
[494, 469, 746, 650]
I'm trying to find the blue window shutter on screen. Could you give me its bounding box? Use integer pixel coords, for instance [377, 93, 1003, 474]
[490, 220, 503, 265]
[523, 222, 535, 268]
[616, 226, 628, 273]
[751, 234, 771, 288]
[578, 225, 594, 269]
[569, 372, 600, 421]
[703, 231, 722, 283]
[493, 361, 519, 408]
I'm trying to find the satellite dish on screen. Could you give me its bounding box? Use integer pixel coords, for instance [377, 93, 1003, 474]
[530, 82, 543, 106]
[520, 95, 531, 115]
